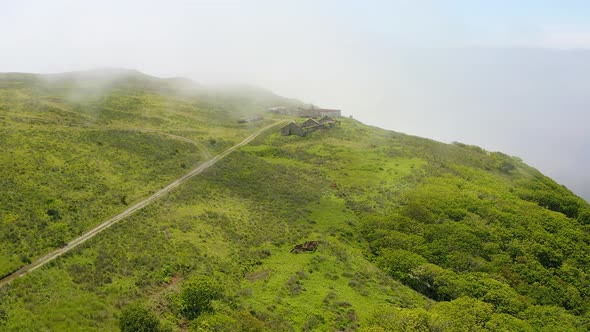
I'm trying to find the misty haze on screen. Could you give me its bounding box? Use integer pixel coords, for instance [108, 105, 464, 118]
[2, 1, 588, 201]
[2, 1, 590, 331]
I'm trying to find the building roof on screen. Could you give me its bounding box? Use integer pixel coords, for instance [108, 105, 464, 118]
[302, 118, 320, 128]
[319, 115, 335, 124]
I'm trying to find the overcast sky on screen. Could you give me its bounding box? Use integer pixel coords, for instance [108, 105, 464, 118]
[1, 0, 589, 201]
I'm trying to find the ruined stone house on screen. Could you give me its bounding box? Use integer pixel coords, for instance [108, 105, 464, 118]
[302, 118, 320, 128]
[318, 115, 336, 127]
[281, 121, 306, 137]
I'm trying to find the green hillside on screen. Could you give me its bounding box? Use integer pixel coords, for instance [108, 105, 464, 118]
[0, 69, 294, 277]
[1, 71, 589, 331]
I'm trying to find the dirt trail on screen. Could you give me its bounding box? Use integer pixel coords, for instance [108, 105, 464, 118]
[112, 125, 212, 159]
[0, 120, 285, 289]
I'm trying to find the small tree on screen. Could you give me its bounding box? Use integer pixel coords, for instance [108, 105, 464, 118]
[180, 275, 223, 320]
[119, 303, 160, 332]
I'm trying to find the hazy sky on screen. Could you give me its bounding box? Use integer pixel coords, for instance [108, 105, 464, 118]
[1, 0, 589, 201]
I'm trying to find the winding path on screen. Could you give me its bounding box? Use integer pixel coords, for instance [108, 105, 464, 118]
[0, 120, 285, 288]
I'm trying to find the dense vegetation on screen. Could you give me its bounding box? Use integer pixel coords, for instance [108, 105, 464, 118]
[1, 70, 589, 331]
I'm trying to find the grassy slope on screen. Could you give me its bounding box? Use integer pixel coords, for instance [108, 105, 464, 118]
[1, 72, 590, 331]
[0, 71, 289, 277]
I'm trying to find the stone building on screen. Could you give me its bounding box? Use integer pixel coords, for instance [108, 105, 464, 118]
[298, 108, 341, 118]
[302, 118, 320, 128]
[281, 121, 306, 137]
[319, 115, 336, 126]
[317, 109, 341, 117]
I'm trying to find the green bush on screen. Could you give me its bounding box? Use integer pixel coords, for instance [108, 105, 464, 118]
[180, 275, 223, 320]
[429, 296, 494, 331]
[191, 312, 239, 332]
[577, 209, 590, 225]
[376, 249, 427, 284]
[119, 303, 160, 332]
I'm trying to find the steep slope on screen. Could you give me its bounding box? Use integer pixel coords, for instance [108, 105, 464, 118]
[1, 71, 589, 331]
